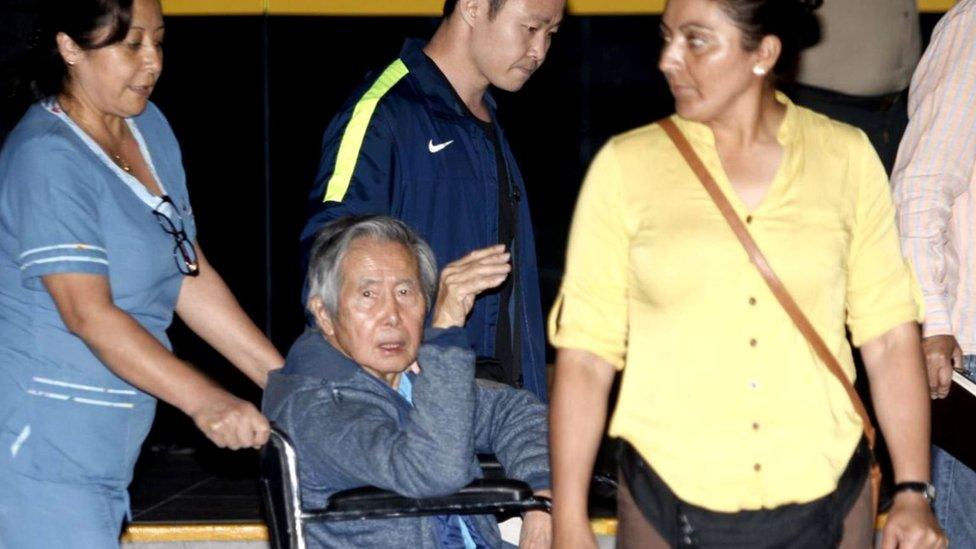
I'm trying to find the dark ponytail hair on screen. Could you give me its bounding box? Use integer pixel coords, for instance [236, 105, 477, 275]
[716, 0, 823, 78]
[2, 0, 134, 127]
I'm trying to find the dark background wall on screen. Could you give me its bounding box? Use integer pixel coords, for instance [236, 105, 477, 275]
[151, 14, 679, 429]
[0, 4, 949, 452]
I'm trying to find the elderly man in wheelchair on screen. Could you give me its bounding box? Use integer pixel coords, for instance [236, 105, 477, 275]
[263, 216, 551, 548]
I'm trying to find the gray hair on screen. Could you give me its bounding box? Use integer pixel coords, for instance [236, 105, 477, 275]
[306, 216, 438, 316]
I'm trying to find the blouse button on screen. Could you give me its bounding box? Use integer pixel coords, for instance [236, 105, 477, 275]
[748, 297, 757, 306]
[749, 338, 758, 347]
[754, 463, 762, 472]
[746, 215, 753, 224]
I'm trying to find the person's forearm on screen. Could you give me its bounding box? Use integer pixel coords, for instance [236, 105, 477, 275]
[550, 349, 615, 527]
[45, 272, 269, 449]
[862, 322, 932, 482]
[900, 229, 954, 338]
[472, 383, 549, 486]
[70, 302, 229, 416]
[896, 184, 956, 339]
[176, 251, 284, 388]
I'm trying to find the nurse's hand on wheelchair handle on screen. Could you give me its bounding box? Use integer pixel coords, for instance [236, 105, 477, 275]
[190, 391, 271, 450]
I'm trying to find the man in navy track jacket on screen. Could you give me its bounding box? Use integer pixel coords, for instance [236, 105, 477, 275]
[300, 0, 565, 401]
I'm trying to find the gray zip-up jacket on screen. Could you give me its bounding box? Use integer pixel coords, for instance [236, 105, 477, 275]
[262, 326, 550, 548]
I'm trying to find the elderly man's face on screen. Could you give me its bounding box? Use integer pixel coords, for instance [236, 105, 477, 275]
[316, 238, 426, 383]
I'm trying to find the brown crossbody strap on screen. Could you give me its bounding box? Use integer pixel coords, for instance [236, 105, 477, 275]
[658, 118, 876, 449]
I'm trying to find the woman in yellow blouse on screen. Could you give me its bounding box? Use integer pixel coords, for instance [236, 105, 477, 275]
[548, 0, 945, 547]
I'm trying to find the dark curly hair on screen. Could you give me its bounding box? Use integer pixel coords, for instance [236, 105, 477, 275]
[716, 0, 823, 78]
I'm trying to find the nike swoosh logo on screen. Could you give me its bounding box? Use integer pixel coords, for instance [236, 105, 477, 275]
[428, 139, 454, 153]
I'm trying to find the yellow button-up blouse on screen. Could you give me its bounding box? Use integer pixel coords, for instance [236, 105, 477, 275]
[549, 94, 922, 512]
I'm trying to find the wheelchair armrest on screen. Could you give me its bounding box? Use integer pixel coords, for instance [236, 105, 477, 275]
[477, 453, 504, 479]
[305, 478, 551, 522]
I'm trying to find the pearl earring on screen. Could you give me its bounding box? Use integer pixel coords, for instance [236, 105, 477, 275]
[752, 65, 767, 76]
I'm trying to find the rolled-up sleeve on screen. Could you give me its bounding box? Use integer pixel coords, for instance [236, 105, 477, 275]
[548, 140, 630, 370]
[8, 139, 107, 290]
[847, 131, 924, 346]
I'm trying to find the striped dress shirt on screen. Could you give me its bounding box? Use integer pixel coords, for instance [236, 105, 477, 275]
[892, 0, 976, 352]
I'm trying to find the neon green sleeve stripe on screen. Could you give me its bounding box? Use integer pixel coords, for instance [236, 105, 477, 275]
[323, 59, 410, 203]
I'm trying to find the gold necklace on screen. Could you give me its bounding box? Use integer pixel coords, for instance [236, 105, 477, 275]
[58, 98, 133, 174]
[111, 154, 132, 173]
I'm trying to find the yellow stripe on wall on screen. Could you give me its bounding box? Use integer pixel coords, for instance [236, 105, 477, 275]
[919, 0, 958, 9]
[270, 0, 442, 15]
[266, 0, 668, 15]
[162, 0, 265, 15]
[164, 0, 956, 15]
[570, 0, 664, 14]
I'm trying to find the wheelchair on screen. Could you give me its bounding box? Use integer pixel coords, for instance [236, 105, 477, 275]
[259, 425, 553, 549]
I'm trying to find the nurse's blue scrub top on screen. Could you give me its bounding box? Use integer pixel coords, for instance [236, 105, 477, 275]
[0, 100, 196, 488]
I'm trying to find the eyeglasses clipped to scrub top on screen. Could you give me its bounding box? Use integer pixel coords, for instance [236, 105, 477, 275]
[152, 195, 200, 277]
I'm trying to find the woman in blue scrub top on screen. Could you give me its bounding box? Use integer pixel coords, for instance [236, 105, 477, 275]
[0, 0, 285, 546]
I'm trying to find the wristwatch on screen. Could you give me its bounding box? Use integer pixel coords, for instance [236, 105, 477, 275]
[893, 481, 936, 504]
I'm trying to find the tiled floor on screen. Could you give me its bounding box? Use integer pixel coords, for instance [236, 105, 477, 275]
[124, 445, 622, 547]
[129, 446, 264, 523]
[128, 443, 618, 524]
